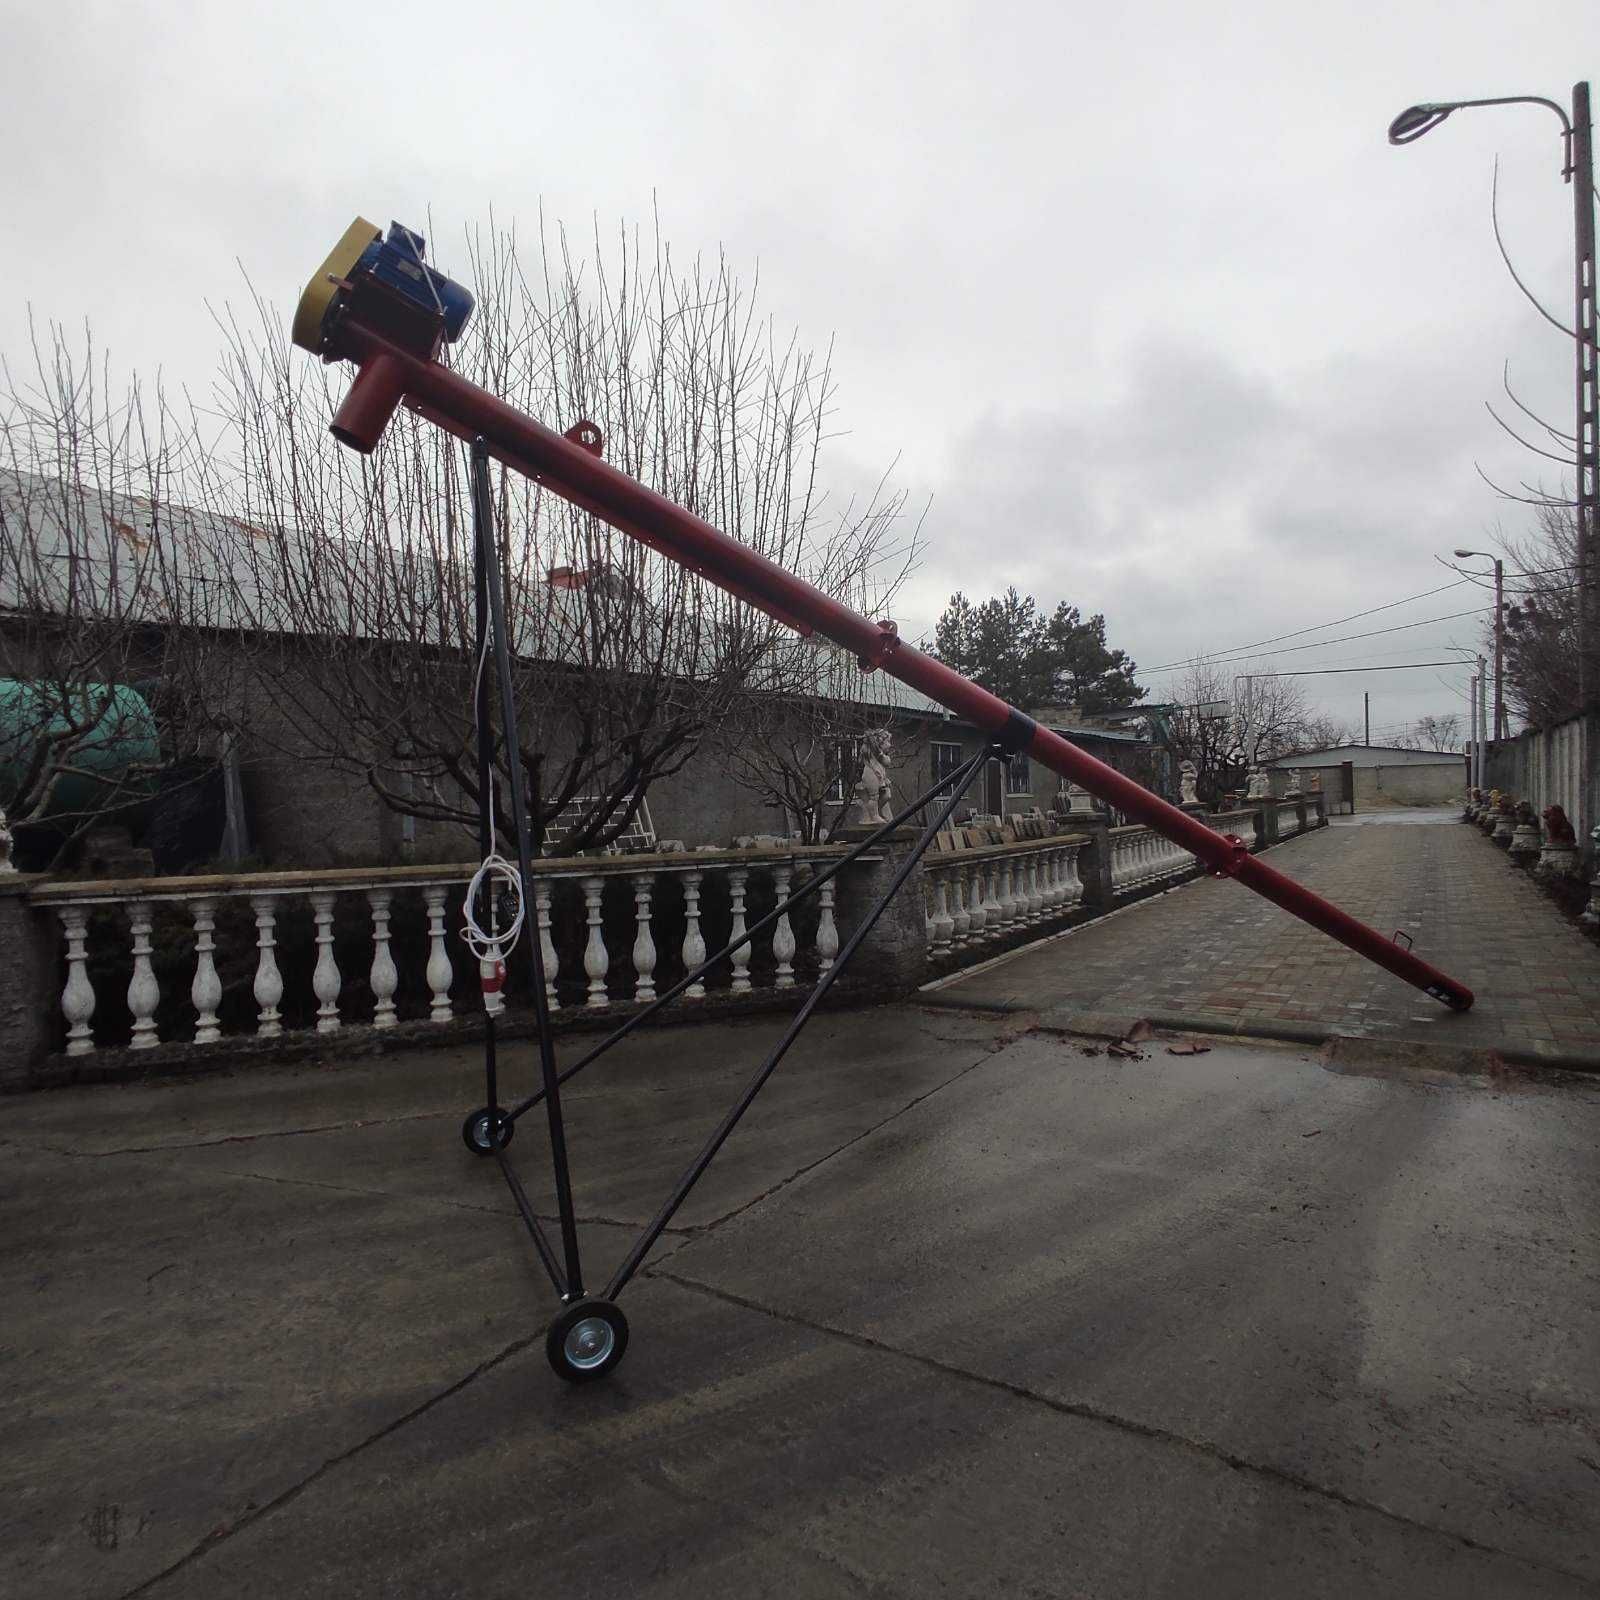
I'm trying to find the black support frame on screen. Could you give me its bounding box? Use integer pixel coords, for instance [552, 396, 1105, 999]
[465, 443, 995, 1327]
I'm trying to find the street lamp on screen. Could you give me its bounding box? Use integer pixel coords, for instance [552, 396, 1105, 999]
[1388, 85, 1597, 711]
[1453, 547, 1505, 739]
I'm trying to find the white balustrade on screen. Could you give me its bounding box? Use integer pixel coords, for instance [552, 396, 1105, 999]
[28, 847, 857, 1056]
[1108, 825, 1203, 900]
[923, 835, 1090, 966]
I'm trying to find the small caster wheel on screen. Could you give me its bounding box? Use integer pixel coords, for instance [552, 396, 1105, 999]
[546, 1298, 629, 1383]
[461, 1107, 514, 1156]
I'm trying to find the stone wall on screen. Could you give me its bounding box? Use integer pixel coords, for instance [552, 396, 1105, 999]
[1482, 712, 1597, 855]
[1352, 761, 1465, 809]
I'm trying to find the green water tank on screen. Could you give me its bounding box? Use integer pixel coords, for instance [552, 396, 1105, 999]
[0, 679, 161, 819]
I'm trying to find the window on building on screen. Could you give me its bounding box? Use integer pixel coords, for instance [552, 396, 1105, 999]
[1006, 753, 1032, 795]
[824, 738, 860, 804]
[930, 741, 963, 789]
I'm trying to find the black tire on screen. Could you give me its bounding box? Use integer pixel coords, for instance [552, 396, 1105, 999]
[546, 1298, 629, 1383]
[461, 1107, 514, 1155]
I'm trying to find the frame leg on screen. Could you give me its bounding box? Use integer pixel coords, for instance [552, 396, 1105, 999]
[602, 745, 994, 1300]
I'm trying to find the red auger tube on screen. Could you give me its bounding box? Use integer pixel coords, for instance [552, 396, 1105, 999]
[320, 320, 1474, 1013]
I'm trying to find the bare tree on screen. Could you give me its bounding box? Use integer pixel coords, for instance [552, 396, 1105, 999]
[190, 215, 915, 855]
[1162, 660, 1334, 803]
[1482, 504, 1589, 727]
[1390, 713, 1463, 751]
[0, 326, 233, 866]
[714, 638, 923, 844]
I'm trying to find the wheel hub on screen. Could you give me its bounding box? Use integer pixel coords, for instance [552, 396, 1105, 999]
[564, 1316, 615, 1370]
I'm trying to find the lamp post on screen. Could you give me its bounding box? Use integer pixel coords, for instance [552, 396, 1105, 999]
[1389, 85, 1597, 712]
[1454, 548, 1505, 739]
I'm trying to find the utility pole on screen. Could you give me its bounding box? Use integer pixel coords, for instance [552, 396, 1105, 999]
[1492, 557, 1505, 739]
[1390, 82, 1596, 709]
[1468, 672, 1479, 790]
[1364, 692, 1370, 746]
[1571, 81, 1597, 711]
[1479, 656, 1489, 788]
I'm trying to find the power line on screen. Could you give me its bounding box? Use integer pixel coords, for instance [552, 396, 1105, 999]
[1233, 661, 1466, 678]
[1139, 607, 1489, 678]
[1140, 578, 1471, 673]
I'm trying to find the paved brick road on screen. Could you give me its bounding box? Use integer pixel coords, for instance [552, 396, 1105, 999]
[926, 813, 1600, 1067]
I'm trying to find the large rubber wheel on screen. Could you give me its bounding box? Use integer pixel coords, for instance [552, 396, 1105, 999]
[461, 1107, 514, 1156]
[546, 1298, 629, 1384]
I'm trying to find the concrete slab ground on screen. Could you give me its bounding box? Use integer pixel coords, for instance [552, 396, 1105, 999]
[2, 1005, 1597, 1597]
[924, 811, 1600, 1068]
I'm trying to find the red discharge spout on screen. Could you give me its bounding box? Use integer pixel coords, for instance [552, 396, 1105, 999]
[309, 305, 1473, 1013]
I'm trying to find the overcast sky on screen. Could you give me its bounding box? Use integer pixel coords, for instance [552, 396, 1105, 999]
[5, 2, 1593, 743]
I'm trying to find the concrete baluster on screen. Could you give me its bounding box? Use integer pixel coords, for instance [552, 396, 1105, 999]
[930, 871, 953, 951]
[682, 871, 707, 997]
[771, 864, 796, 988]
[817, 876, 839, 973]
[60, 904, 95, 1056]
[581, 875, 609, 1007]
[252, 893, 284, 1037]
[631, 874, 657, 1002]
[367, 889, 398, 1028]
[950, 865, 971, 948]
[728, 868, 752, 993]
[423, 885, 453, 1022]
[311, 892, 341, 1033]
[190, 896, 223, 1044]
[128, 900, 160, 1049]
[535, 879, 560, 1011]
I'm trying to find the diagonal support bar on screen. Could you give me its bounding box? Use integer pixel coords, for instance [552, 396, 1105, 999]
[602, 745, 992, 1301]
[502, 752, 999, 1126]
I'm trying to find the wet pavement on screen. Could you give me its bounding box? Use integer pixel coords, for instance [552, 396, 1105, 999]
[3, 1003, 1598, 1598]
[925, 812, 1600, 1068]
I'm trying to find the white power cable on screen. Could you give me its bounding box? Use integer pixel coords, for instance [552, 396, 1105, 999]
[460, 607, 526, 997]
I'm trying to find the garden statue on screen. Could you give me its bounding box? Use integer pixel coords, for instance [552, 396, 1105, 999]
[1246, 769, 1270, 801]
[1491, 793, 1518, 847]
[1538, 805, 1580, 878]
[849, 728, 892, 827]
[1178, 761, 1199, 806]
[0, 807, 14, 874]
[1509, 800, 1542, 865]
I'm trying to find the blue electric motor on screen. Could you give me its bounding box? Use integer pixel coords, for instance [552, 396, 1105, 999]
[355, 222, 475, 342]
